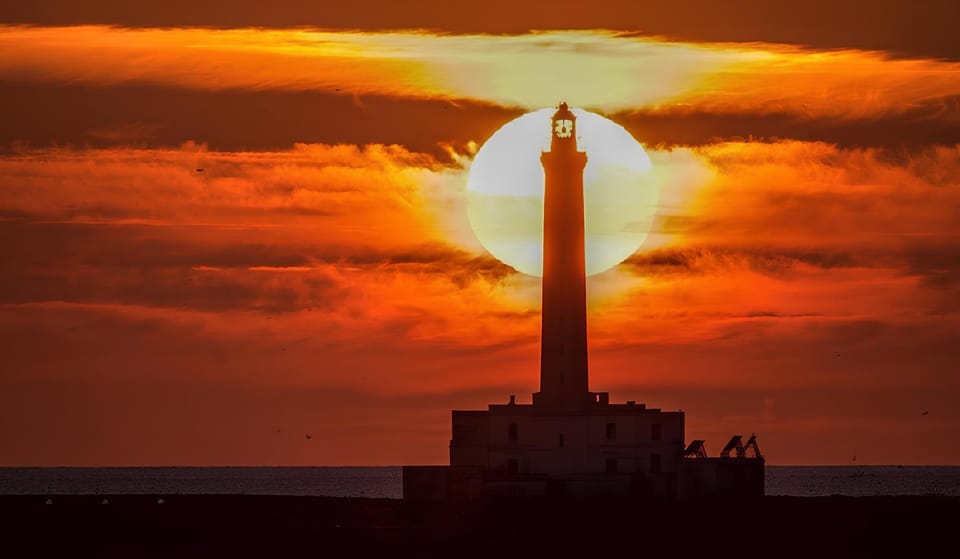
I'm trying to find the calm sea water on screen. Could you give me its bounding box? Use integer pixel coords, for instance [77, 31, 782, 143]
[0, 466, 957, 498]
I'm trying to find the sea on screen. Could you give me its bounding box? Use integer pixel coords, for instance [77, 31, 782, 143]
[1, 466, 958, 498]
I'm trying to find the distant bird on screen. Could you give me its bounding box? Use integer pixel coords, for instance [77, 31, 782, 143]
[305, 433, 312, 440]
[101, 498, 109, 505]
[335, 88, 343, 92]
[157, 498, 165, 505]
[195, 168, 205, 173]
[921, 410, 929, 416]
[276, 428, 281, 433]
[281, 347, 287, 351]
[852, 455, 856, 462]
[45, 498, 53, 505]
[835, 353, 840, 357]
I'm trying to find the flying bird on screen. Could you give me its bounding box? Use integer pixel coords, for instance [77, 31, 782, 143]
[305, 433, 312, 440]
[195, 168, 205, 173]
[921, 410, 929, 416]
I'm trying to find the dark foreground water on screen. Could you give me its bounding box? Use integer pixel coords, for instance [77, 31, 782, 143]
[1, 466, 957, 498]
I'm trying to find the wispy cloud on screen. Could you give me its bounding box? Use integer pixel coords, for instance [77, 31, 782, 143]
[2, 26, 959, 118]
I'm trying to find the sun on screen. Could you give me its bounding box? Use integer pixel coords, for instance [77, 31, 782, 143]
[467, 108, 657, 277]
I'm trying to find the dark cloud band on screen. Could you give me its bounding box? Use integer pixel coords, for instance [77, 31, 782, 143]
[4, 1, 958, 60]
[4, 82, 959, 151]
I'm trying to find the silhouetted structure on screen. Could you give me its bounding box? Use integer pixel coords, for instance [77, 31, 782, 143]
[404, 103, 764, 499]
[536, 102, 590, 412]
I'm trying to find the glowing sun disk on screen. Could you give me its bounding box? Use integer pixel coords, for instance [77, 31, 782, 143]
[467, 108, 657, 277]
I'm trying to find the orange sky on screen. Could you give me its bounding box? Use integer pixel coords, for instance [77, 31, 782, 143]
[1, 5, 959, 465]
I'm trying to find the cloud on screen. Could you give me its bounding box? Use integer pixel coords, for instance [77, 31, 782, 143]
[3, 140, 958, 338]
[3, 1, 959, 61]
[2, 26, 959, 119]
[0, 142, 522, 322]
[0, 143, 449, 230]
[652, 142, 960, 247]
[605, 142, 960, 323]
[2, 138, 959, 465]
[0, 81, 519, 154]
[0, 143, 535, 404]
[615, 102, 960, 148]
[10, 81, 958, 155]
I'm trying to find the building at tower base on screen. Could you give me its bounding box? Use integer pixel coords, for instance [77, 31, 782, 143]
[403, 396, 764, 500]
[445, 394, 685, 498]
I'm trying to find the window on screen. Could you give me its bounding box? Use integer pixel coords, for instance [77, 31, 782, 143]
[605, 458, 618, 474]
[650, 453, 662, 474]
[558, 433, 565, 448]
[508, 423, 518, 442]
[507, 459, 519, 476]
[606, 422, 616, 440]
[651, 423, 662, 441]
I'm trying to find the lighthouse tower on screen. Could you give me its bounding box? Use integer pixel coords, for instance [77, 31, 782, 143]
[534, 102, 591, 411]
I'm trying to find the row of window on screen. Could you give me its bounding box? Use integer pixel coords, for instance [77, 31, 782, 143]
[506, 422, 662, 443]
[504, 455, 661, 475]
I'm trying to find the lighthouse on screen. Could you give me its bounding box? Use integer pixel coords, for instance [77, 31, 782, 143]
[534, 102, 591, 411]
[403, 103, 764, 499]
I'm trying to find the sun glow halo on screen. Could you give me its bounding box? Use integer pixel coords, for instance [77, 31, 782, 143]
[467, 108, 657, 277]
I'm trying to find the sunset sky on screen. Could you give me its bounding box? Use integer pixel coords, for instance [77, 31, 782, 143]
[2, 1, 959, 466]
